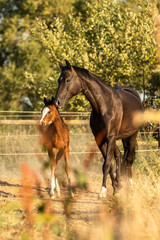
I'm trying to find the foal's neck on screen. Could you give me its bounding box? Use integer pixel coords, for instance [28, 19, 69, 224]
[52, 109, 64, 129]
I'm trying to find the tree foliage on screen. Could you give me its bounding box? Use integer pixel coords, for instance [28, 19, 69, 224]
[0, 0, 74, 110]
[33, 0, 157, 110]
[0, 0, 158, 111]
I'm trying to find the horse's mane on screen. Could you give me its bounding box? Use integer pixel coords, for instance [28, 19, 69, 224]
[72, 66, 141, 102]
[72, 66, 111, 88]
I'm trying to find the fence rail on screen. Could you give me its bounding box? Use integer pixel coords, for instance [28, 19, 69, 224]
[0, 149, 159, 156]
[0, 111, 91, 119]
[0, 111, 159, 149]
[0, 119, 89, 125]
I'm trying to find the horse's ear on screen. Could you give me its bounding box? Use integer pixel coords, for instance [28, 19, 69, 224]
[52, 96, 55, 104]
[59, 62, 64, 69]
[65, 59, 71, 69]
[44, 97, 47, 104]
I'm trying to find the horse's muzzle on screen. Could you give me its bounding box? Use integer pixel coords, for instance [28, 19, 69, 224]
[55, 99, 62, 109]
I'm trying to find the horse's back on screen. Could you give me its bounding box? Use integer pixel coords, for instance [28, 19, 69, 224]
[113, 86, 143, 135]
[115, 86, 143, 111]
[114, 86, 141, 103]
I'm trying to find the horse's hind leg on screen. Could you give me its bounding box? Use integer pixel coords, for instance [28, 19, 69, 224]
[125, 131, 138, 183]
[121, 138, 129, 176]
[114, 144, 122, 192]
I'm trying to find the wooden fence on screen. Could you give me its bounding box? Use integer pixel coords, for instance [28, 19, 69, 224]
[0, 111, 159, 148]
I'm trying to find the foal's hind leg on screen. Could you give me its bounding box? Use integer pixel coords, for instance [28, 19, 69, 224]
[64, 146, 73, 197]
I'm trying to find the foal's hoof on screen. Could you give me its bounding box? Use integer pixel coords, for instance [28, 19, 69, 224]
[70, 191, 74, 198]
[98, 187, 107, 199]
[50, 192, 61, 199]
[57, 191, 61, 198]
[50, 194, 56, 199]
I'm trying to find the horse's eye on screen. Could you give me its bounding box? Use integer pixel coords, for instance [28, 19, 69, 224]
[66, 79, 70, 83]
[48, 111, 51, 114]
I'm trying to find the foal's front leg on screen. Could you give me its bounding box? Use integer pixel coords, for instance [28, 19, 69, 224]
[99, 136, 116, 198]
[49, 150, 60, 198]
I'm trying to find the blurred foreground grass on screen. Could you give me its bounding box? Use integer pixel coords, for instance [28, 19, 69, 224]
[0, 149, 160, 240]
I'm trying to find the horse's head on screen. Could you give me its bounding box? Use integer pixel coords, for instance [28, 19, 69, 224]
[55, 60, 82, 108]
[40, 96, 57, 126]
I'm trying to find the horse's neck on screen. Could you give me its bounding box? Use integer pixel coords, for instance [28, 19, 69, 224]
[81, 75, 112, 113]
[82, 88, 99, 112]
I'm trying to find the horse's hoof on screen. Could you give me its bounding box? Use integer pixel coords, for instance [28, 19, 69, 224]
[70, 191, 74, 198]
[129, 178, 133, 186]
[98, 187, 107, 199]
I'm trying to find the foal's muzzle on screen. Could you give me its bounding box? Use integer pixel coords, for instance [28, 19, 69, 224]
[40, 120, 45, 126]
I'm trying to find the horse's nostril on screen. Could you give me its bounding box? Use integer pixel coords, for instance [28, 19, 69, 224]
[55, 99, 60, 107]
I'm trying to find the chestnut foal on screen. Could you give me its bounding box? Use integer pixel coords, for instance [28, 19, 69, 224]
[40, 97, 72, 198]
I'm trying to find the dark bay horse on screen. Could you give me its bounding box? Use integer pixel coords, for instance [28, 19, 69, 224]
[55, 60, 143, 198]
[39, 96, 73, 198]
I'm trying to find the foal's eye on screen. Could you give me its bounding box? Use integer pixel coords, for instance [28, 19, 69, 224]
[66, 79, 70, 83]
[48, 111, 51, 114]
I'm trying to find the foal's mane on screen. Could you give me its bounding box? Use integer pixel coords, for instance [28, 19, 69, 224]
[44, 98, 54, 107]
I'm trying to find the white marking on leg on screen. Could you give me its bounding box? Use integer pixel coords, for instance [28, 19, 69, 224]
[99, 186, 107, 199]
[50, 175, 56, 198]
[55, 178, 61, 197]
[40, 107, 49, 124]
[129, 178, 133, 186]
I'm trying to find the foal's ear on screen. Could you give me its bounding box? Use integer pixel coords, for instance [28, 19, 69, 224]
[59, 62, 64, 69]
[44, 97, 47, 104]
[51, 96, 55, 104]
[65, 59, 71, 69]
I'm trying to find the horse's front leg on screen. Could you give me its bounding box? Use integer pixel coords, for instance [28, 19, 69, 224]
[99, 142, 118, 194]
[99, 136, 116, 198]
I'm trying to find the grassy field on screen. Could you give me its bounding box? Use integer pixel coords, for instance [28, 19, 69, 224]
[0, 123, 160, 240]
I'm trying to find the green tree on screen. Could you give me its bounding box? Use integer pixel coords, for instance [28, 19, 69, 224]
[33, 0, 157, 110]
[0, 0, 74, 110]
[0, 0, 158, 111]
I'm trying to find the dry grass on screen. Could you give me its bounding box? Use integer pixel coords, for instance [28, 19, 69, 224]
[0, 112, 160, 240]
[0, 150, 160, 240]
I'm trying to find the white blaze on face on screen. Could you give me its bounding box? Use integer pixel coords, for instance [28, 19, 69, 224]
[40, 106, 49, 124]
